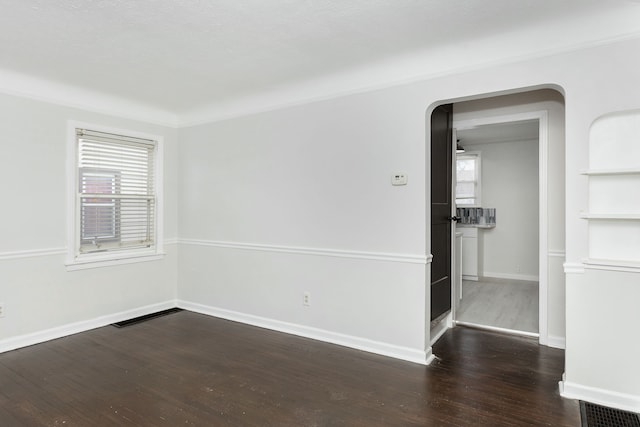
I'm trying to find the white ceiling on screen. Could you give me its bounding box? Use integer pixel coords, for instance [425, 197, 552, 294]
[2, 0, 640, 125]
[457, 120, 539, 146]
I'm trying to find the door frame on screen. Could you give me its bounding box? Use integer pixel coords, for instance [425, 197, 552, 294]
[451, 110, 550, 345]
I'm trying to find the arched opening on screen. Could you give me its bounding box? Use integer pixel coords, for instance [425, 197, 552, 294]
[428, 88, 566, 349]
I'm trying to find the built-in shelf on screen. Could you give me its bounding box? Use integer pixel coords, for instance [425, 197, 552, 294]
[580, 168, 640, 176]
[585, 112, 640, 267]
[580, 213, 640, 220]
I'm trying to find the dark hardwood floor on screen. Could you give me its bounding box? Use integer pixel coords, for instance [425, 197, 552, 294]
[0, 311, 579, 426]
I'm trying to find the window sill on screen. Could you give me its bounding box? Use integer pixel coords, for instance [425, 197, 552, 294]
[65, 251, 165, 271]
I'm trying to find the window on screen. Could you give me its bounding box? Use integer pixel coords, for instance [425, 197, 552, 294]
[68, 124, 163, 269]
[456, 153, 481, 206]
[79, 169, 119, 244]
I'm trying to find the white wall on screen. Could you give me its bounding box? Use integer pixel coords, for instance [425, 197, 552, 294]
[1, 34, 639, 412]
[0, 93, 179, 351]
[177, 89, 430, 362]
[563, 269, 640, 411]
[177, 37, 640, 408]
[463, 139, 540, 280]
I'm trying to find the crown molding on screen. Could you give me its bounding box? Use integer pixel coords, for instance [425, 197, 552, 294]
[176, 31, 640, 128]
[2, 31, 640, 130]
[0, 68, 178, 128]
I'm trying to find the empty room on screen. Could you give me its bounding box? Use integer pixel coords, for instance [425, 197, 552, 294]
[1, 1, 640, 425]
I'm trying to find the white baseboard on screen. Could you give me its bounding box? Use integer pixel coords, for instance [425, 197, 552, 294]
[462, 275, 478, 281]
[0, 300, 177, 354]
[560, 378, 640, 414]
[177, 300, 431, 366]
[2, 299, 433, 366]
[430, 313, 452, 346]
[483, 272, 539, 282]
[547, 335, 566, 349]
[454, 320, 539, 339]
[425, 347, 435, 365]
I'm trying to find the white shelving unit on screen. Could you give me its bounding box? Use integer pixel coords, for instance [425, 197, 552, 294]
[582, 112, 640, 269]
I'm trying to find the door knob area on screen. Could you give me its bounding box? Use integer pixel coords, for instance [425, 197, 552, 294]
[448, 216, 461, 222]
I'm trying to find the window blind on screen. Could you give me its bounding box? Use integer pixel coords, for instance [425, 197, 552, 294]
[76, 129, 156, 255]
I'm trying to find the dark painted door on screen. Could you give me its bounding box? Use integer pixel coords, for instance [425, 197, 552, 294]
[430, 104, 453, 321]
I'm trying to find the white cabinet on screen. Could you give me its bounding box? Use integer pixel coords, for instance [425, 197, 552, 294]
[454, 231, 463, 308]
[460, 226, 478, 281]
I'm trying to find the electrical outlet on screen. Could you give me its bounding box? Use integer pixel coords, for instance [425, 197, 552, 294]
[0, 303, 4, 318]
[303, 292, 310, 306]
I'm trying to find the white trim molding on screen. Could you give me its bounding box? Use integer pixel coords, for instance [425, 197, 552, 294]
[178, 32, 640, 127]
[65, 252, 165, 271]
[0, 300, 176, 354]
[2, 32, 640, 129]
[430, 313, 452, 346]
[179, 239, 428, 265]
[582, 258, 640, 273]
[0, 247, 66, 261]
[564, 262, 586, 274]
[178, 300, 432, 366]
[547, 335, 566, 349]
[548, 250, 566, 258]
[0, 239, 177, 262]
[454, 321, 539, 339]
[0, 68, 177, 128]
[560, 378, 640, 414]
[483, 272, 540, 282]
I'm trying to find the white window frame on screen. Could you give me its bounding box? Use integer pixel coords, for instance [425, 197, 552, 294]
[66, 121, 164, 270]
[455, 151, 481, 207]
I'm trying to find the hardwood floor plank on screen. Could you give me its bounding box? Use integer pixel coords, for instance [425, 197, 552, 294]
[0, 311, 578, 426]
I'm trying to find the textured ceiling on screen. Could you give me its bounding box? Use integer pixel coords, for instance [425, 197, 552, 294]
[1, 0, 640, 125]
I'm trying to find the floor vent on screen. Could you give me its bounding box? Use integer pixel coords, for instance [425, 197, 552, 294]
[580, 401, 640, 427]
[112, 308, 183, 328]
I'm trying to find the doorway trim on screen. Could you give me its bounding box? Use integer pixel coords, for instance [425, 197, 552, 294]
[452, 110, 550, 345]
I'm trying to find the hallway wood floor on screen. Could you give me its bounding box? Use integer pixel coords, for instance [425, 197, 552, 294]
[0, 311, 579, 426]
[456, 277, 539, 334]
